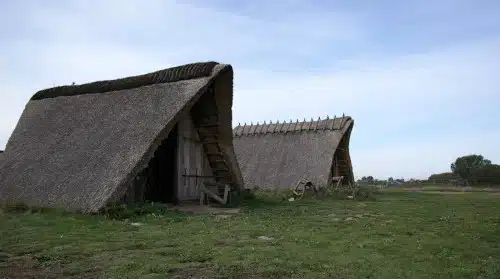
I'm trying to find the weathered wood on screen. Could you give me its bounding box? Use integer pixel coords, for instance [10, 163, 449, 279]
[206, 152, 223, 157]
[200, 182, 230, 205]
[331, 176, 344, 190]
[212, 159, 227, 165]
[177, 115, 214, 201]
[292, 178, 316, 200]
[198, 123, 219, 128]
[201, 140, 219, 145]
[204, 180, 229, 188]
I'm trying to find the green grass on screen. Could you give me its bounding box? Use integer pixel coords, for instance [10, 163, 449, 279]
[418, 185, 500, 192]
[390, 185, 500, 193]
[1, 191, 500, 279]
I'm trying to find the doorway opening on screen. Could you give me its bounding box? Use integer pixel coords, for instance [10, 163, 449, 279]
[143, 124, 179, 204]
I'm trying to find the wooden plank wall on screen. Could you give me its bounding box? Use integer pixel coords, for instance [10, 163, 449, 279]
[176, 114, 214, 201]
[334, 157, 340, 177]
[330, 156, 340, 184]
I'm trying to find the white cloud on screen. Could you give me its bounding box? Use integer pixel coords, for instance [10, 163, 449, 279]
[1, 0, 499, 179]
[233, 37, 500, 128]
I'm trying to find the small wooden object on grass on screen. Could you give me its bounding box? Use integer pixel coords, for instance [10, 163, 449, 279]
[292, 178, 317, 200]
[200, 181, 231, 205]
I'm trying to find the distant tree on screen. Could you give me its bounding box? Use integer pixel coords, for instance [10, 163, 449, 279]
[428, 172, 459, 181]
[359, 176, 375, 184]
[388, 177, 394, 184]
[407, 178, 417, 184]
[366, 176, 374, 184]
[361, 175, 375, 184]
[451, 154, 492, 183]
[470, 164, 500, 185]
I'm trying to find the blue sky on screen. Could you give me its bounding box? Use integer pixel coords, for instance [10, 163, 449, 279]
[1, 0, 499, 179]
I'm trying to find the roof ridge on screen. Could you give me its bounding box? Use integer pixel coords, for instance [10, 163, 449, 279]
[31, 61, 220, 101]
[233, 114, 352, 137]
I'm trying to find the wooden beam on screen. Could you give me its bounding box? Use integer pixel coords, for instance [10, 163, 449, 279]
[198, 123, 219, 128]
[200, 182, 230, 205]
[202, 140, 219, 144]
[204, 180, 229, 188]
[206, 152, 223, 157]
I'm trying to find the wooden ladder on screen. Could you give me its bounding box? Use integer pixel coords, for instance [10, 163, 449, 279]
[335, 149, 351, 185]
[195, 119, 233, 203]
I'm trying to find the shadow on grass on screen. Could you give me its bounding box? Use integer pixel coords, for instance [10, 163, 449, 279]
[0, 201, 76, 216]
[1, 187, 384, 219]
[0, 200, 193, 221]
[240, 195, 286, 210]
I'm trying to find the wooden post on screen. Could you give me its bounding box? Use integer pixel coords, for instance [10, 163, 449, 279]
[195, 168, 198, 192]
[183, 168, 187, 188]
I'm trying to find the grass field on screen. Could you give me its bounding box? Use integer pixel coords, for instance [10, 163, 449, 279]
[1, 189, 500, 279]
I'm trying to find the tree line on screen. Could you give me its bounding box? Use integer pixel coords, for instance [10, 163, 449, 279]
[358, 154, 500, 187]
[429, 154, 500, 186]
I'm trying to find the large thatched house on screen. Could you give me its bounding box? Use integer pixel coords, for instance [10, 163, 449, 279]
[233, 116, 354, 190]
[0, 62, 244, 212]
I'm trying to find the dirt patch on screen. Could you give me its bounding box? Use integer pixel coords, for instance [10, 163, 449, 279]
[0, 255, 62, 279]
[0, 254, 102, 279]
[168, 265, 218, 278]
[168, 265, 276, 279]
[173, 204, 240, 215]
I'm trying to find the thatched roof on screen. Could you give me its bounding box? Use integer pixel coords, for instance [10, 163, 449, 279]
[233, 116, 354, 190]
[0, 62, 243, 212]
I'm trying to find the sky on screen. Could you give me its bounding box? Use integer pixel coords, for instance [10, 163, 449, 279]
[1, 0, 499, 180]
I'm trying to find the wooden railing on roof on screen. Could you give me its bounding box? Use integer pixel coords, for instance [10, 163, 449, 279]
[233, 114, 352, 137]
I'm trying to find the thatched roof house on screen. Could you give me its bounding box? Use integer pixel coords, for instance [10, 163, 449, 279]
[0, 62, 243, 212]
[233, 116, 354, 190]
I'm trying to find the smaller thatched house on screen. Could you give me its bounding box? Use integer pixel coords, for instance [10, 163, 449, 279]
[0, 62, 243, 212]
[233, 116, 354, 190]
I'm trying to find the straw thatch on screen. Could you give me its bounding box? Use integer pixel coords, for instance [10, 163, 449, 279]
[0, 62, 243, 212]
[233, 116, 354, 190]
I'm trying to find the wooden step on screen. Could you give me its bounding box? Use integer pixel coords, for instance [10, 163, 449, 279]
[206, 152, 223, 157]
[199, 134, 219, 140]
[198, 123, 219, 128]
[211, 159, 227, 164]
[202, 140, 219, 145]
